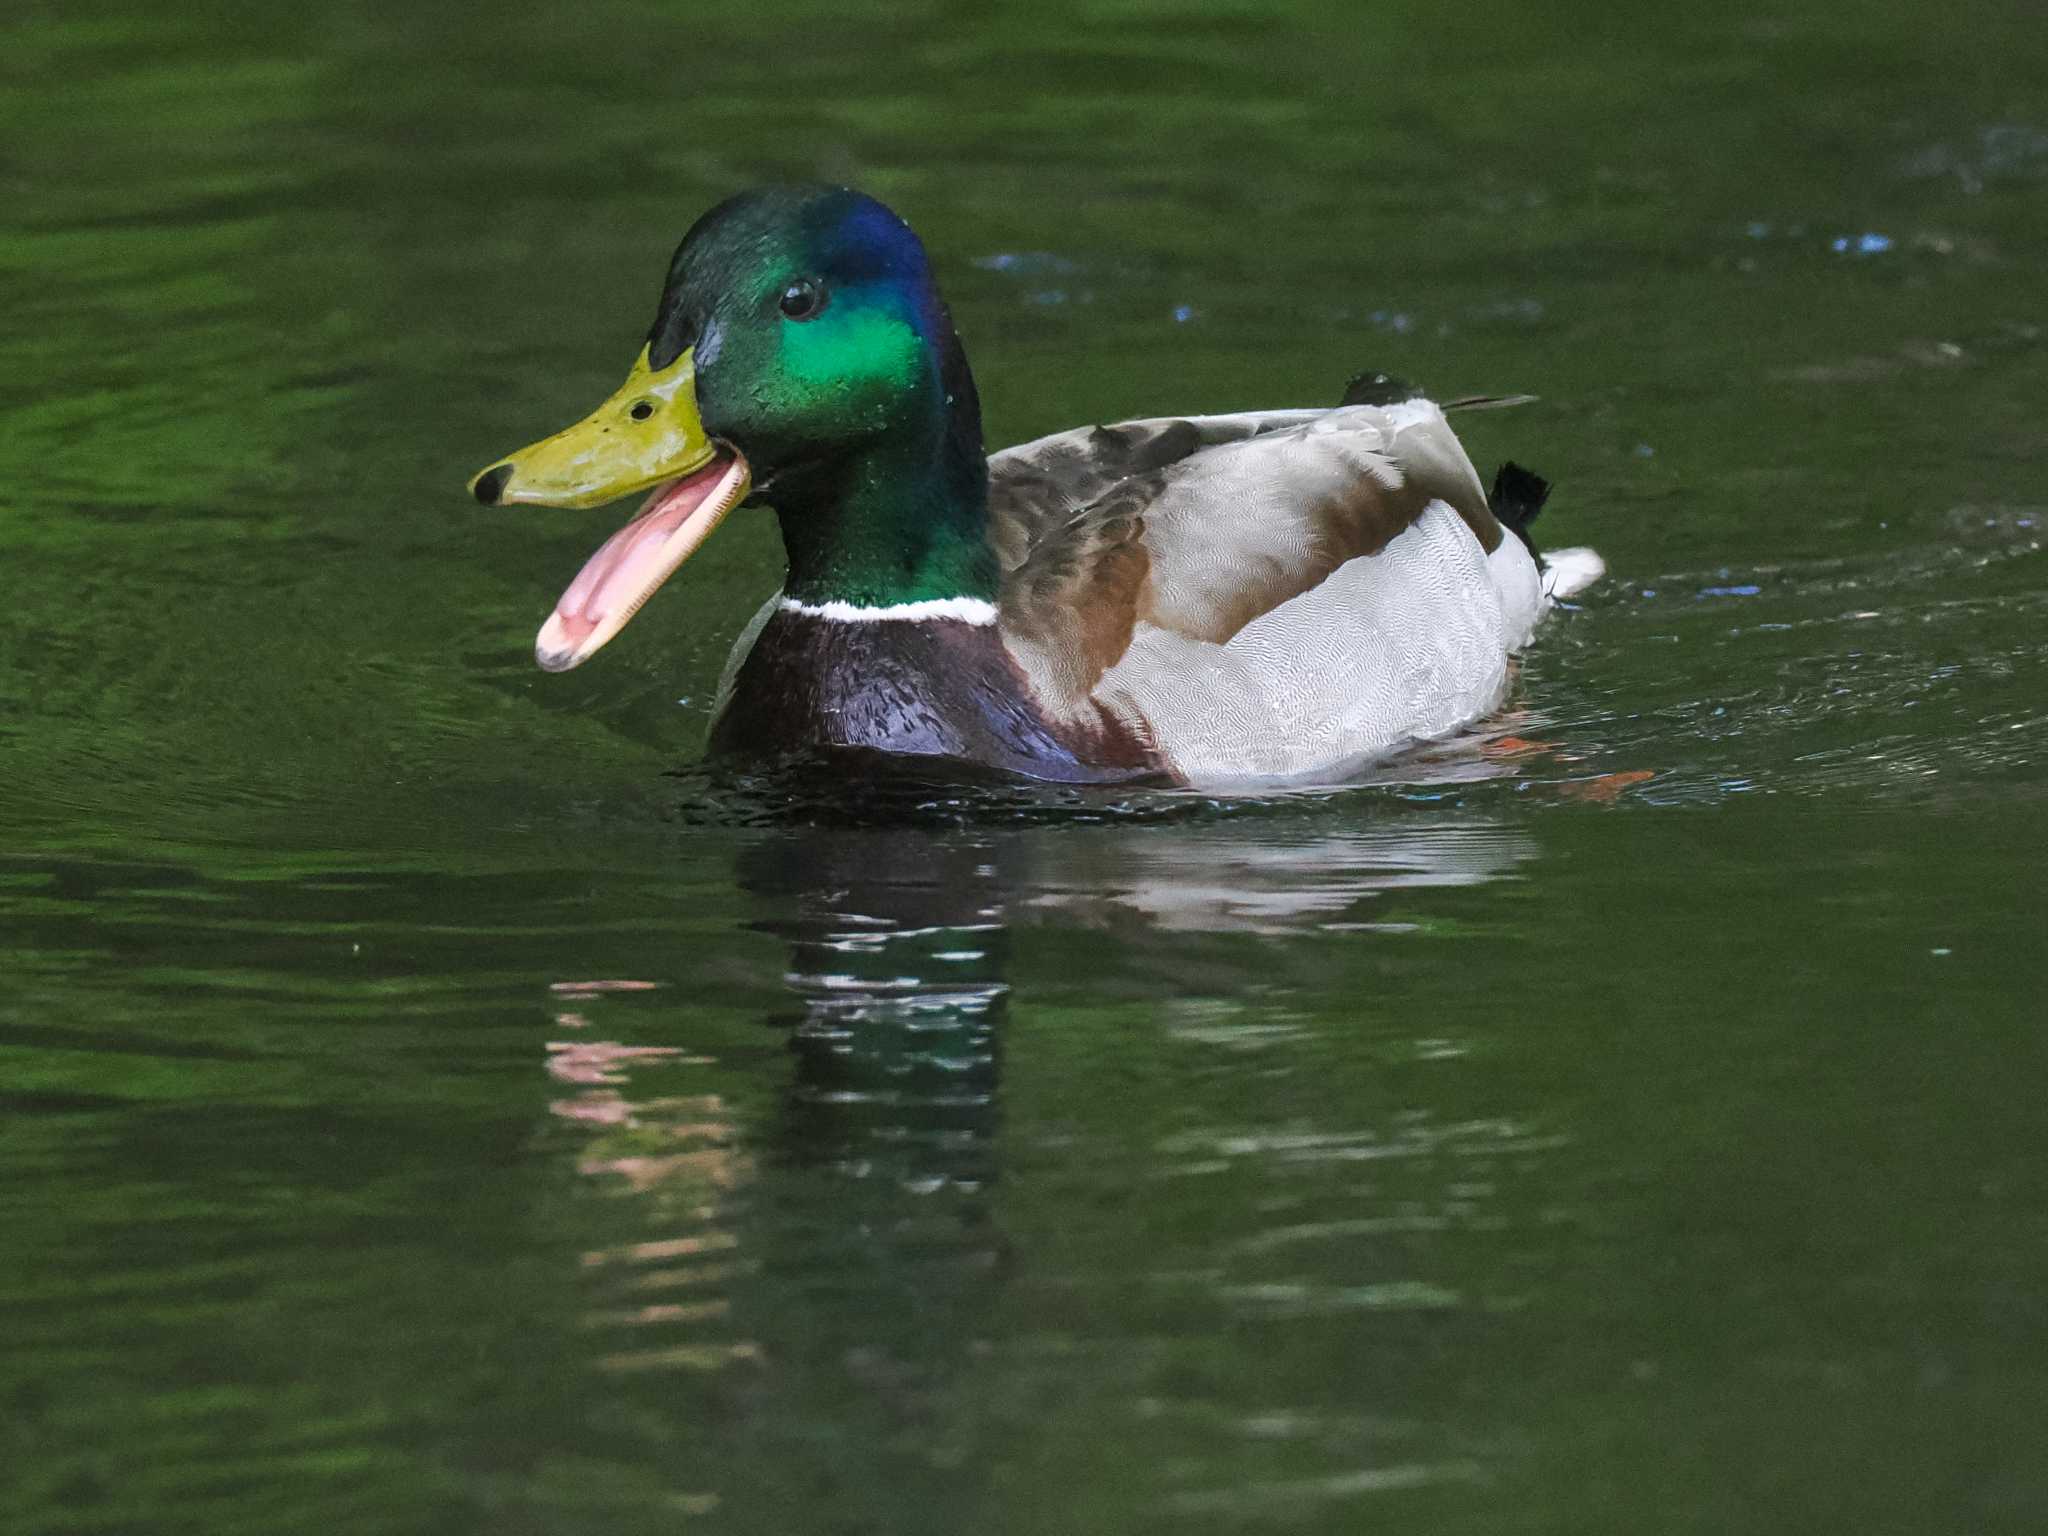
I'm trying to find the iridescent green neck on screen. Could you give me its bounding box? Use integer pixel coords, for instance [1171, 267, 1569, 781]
[762, 289, 997, 609]
[771, 429, 998, 609]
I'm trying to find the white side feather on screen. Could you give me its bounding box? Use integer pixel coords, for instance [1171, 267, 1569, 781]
[1093, 500, 1529, 785]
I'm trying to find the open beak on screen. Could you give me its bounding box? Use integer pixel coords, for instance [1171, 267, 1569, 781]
[468, 344, 751, 672]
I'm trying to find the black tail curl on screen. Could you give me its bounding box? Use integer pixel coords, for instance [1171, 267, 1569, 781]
[1488, 461, 1551, 556]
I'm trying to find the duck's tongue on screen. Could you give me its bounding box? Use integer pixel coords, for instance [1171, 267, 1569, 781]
[535, 452, 750, 672]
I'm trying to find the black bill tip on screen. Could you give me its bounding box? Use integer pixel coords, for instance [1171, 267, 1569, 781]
[472, 463, 514, 505]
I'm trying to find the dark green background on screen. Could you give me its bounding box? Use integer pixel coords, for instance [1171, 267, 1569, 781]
[3, 1, 2045, 1531]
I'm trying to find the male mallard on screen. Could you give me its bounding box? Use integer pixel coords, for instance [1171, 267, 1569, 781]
[469, 186, 1601, 787]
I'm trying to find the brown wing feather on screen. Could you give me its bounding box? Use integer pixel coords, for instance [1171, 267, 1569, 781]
[996, 486, 1151, 717]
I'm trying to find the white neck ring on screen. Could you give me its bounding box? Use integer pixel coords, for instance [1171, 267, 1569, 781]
[779, 595, 999, 626]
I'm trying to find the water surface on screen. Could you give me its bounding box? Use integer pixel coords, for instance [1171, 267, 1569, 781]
[4, 1, 2046, 1530]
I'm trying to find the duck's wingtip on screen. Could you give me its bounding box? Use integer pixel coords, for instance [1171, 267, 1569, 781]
[1540, 546, 1606, 601]
[1442, 392, 1540, 412]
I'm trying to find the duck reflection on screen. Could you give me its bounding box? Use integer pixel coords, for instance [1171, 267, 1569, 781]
[533, 811, 1538, 1521]
[739, 831, 1011, 1196]
[1020, 816, 1535, 935]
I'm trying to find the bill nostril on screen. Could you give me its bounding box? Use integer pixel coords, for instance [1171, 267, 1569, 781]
[473, 464, 514, 505]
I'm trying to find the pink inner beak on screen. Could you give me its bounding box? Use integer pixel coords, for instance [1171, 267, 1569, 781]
[534, 452, 750, 673]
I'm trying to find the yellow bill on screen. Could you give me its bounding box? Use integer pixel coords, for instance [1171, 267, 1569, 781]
[468, 344, 751, 672]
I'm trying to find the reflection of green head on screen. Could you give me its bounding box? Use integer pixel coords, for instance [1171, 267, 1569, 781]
[647, 187, 996, 607]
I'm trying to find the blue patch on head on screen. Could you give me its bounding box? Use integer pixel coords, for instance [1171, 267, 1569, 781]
[808, 193, 940, 333]
[805, 193, 924, 283]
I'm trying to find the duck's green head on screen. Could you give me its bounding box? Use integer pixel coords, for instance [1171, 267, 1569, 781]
[470, 186, 992, 672]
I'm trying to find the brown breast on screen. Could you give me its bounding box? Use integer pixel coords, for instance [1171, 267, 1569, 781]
[708, 609, 1159, 785]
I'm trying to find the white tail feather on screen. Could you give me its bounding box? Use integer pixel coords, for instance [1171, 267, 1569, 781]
[1541, 546, 1605, 601]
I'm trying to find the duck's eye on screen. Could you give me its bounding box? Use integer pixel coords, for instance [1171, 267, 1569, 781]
[629, 401, 654, 421]
[778, 278, 824, 321]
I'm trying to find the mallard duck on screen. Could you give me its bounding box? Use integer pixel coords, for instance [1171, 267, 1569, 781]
[469, 186, 1602, 787]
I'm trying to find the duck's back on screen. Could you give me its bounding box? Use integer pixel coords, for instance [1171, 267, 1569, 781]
[990, 399, 1549, 785]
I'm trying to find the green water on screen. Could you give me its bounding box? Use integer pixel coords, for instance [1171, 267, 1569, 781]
[4, 1, 2046, 1530]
